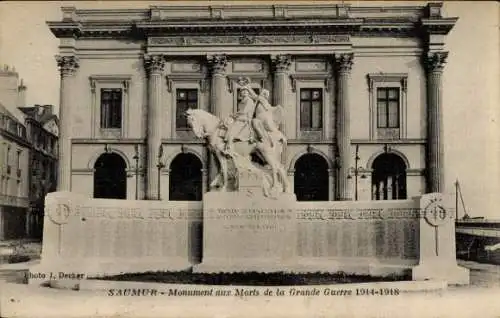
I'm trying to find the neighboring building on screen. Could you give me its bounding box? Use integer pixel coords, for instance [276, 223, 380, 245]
[18, 104, 58, 238]
[0, 66, 30, 239]
[0, 104, 30, 239]
[47, 3, 456, 201]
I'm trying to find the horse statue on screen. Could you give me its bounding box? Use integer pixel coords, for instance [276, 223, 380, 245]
[185, 108, 290, 196]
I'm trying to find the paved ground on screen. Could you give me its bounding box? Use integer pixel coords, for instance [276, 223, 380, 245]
[0, 242, 499, 318]
[0, 241, 498, 287]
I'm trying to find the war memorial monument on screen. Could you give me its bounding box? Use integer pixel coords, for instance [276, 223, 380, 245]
[28, 2, 469, 287]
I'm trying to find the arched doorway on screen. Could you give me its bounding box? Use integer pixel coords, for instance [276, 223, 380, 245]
[93, 153, 127, 199]
[169, 153, 203, 201]
[294, 153, 329, 201]
[371, 153, 407, 200]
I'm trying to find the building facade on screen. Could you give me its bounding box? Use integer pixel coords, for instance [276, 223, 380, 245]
[18, 105, 58, 238]
[0, 67, 30, 239]
[0, 105, 30, 239]
[47, 3, 456, 201]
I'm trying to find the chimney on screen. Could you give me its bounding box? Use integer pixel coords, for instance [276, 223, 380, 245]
[17, 79, 27, 108]
[43, 104, 54, 115]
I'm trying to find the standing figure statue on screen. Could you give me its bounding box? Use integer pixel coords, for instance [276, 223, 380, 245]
[249, 88, 287, 150]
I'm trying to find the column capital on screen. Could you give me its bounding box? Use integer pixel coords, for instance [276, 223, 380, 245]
[424, 51, 448, 73]
[335, 53, 354, 74]
[207, 54, 228, 75]
[271, 54, 292, 73]
[55, 55, 79, 77]
[143, 54, 167, 75]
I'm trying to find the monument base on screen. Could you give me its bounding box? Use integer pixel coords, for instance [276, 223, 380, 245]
[293, 258, 415, 277]
[198, 191, 297, 273]
[193, 258, 298, 274]
[412, 260, 470, 285]
[193, 257, 415, 277]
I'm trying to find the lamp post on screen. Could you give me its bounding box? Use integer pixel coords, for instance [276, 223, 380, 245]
[156, 144, 165, 200]
[133, 145, 140, 200]
[347, 145, 366, 201]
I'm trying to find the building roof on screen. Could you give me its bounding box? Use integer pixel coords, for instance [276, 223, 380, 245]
[19, 105, 58, 125]
[0, 102, 29, 146]
[0, 102, 23, 125]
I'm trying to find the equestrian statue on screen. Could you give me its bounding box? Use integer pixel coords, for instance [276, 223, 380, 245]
[185, 77, 290, 197]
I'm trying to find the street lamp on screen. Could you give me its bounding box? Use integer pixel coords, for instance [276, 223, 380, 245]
[347, 145, 366, 201]
[156, 144, 165, 200]
[133, 145, 140, 200]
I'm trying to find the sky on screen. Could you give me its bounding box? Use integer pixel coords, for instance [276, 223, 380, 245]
[0, 1, 498, 218]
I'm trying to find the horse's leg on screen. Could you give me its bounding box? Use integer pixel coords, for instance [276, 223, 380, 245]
[258, 146, 279, 189]
[278, 165, 291, 193]
[208, 146, 222, 189]
[217, 151, 229, 192]
[210, 173, 221, 189]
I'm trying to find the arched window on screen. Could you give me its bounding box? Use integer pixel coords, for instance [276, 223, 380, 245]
[294, 153, 329, 201]
[169, 153, 203, 201]
[93, 153, 127, 199]
[371, 153, 407, 200]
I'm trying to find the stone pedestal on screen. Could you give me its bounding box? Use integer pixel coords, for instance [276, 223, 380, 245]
[194, 191, 297, 273]
[412, 193, 469, 284]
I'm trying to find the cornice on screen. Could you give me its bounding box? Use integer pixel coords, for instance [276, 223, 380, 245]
[226, 73, 269, 93]
[165, 73, 208, 92]
[420, 17, 459, 35]
[77, 22, 133, 38]
[136, 19, 363, 35]
[351, 139, 426, 145]
[0, 130, 31, 148]
[47, 4, 457, 39]
[71, 138, 145, 144]
[46, 19, 438, 40]
[46, 21, 82, 38]
[289, 73, 332, 92]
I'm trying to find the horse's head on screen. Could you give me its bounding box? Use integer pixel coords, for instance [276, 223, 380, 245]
[185, 108, 206, 138]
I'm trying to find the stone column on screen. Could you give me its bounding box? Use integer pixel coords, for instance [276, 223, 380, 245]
[55, 55, 79, 191]
[271, 54, 292, 165]
[207, 54, 228, 118]
[424, 52, 448, 193]
[335, 53, 354, 201]
[206, 54, 228, 188]
[201, 168, 208, 194]
[144, 54, 167, 200]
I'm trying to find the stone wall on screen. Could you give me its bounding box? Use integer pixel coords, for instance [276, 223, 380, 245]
[30, 191, 469, 285]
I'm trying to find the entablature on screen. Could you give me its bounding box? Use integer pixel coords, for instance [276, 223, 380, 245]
[47, 3, 457, 41]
